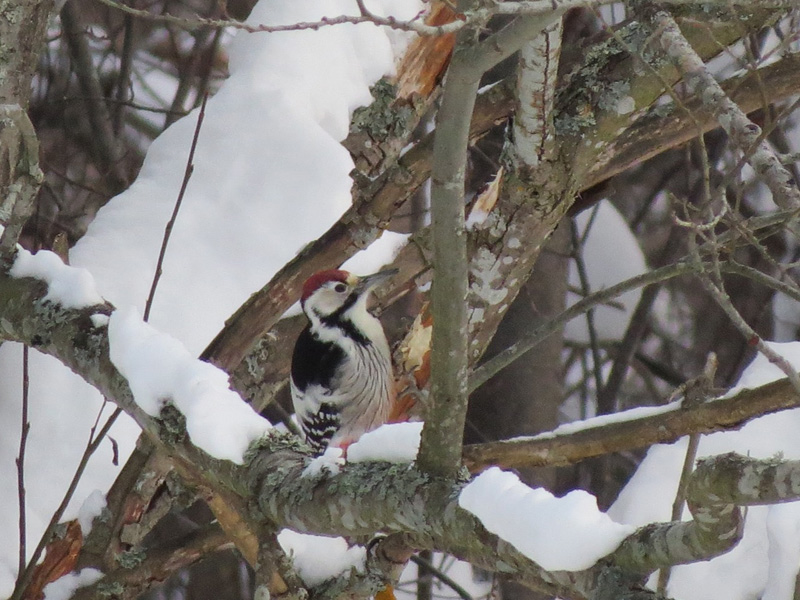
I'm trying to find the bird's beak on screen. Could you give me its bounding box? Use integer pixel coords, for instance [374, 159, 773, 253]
[356, 268, 398, 293]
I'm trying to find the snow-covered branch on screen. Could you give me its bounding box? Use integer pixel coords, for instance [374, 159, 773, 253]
[463, 374, 800, 470]
[613, 452, 800, 575]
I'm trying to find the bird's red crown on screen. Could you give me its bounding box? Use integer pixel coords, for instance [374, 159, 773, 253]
[301, 269, 350, 304]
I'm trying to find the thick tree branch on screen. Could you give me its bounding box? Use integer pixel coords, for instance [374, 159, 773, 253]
[0, 264, 577, 597]
[463, 375, 800, 471]
[0, 0, 53, 107]
[610, 451, 800, 575]
[418, 33, 481, 477]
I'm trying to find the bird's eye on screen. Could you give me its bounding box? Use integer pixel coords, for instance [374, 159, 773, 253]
[334, 283, 347, 293]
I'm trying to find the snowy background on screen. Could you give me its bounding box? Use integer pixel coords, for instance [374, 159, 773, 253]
[4, 1, 800, 599]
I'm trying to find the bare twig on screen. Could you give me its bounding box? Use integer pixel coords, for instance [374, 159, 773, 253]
[657, 354, 718, 593]
[415, 550, 433, 600]
[60, 1, 128, 191]
[655, 432, 699, 593]
[143, 93, 208, 322]
[11, 406, 122, 600]
[570, 219, 605, 402]
[685, 219, 800, 395]
[90, 0, 800, 37]
[113, 15, 136, 134]
[410, 553, 474, 600]
[16, 345, 30, 581]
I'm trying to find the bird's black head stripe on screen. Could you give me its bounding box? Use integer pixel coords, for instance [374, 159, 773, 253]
[320, 292, 370, 346]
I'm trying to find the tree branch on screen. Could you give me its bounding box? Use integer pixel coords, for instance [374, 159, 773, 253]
[610, 451, 800, 575]
[462, 373, 800, 471]
[0, 105, 43, 255]
[653, 8, 800, 211]
[417, 28, 481, 478]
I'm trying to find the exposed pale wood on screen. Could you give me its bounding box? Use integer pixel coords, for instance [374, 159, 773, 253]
[394, 3, 456, 99]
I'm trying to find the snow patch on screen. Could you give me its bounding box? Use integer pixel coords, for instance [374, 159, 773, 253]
[108, 307, 271, 463]
[459, 467, 634, 571]
[347, 422, 422, 463]
[566, 201, 646, 342]
[278, 530, 366, 586]
[77, 490, 107, 536]
[43, 569, 103, 600]
[10, 249, 104, 309]
[725, 341, 800, 396]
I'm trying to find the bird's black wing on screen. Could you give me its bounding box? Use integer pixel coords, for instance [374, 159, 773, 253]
[290, 324, 347, 393]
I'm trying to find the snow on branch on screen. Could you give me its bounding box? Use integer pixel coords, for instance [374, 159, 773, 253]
[5, 246, 271, 464]
[10, 248, 104, 309]
[109, 308, 271, 463]
[463, 370, 800, 471]
[459, 468, 634, 571]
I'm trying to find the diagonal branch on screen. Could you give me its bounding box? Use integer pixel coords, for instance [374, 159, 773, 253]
[653, 8, 800, 211]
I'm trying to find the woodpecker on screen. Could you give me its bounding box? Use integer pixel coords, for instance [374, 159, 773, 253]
[291, 268, 397, 454]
